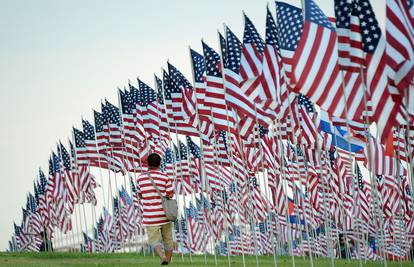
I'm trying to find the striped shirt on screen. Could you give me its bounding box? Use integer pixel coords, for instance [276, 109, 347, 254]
[136, 170, 174, 226]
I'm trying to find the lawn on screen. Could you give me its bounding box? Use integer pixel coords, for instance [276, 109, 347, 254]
[0, 252, 411, 266]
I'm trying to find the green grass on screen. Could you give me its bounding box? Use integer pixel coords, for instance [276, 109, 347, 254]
[0, 252, 411, 266]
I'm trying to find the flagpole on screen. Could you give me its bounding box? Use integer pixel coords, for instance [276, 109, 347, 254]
[101, 100, 123, 252]
[402, 88, 414, 262]
[204, 33, 236, 267]
[72, 125, 101, 250]
[238, 10, 283, 263]
[403, 88, 414, 215]
[273, 116, 296, 265]
[126, 79, 150, 255]
[117, 87, 142, 252]
[37, 170, 49, 252]
[217, 26, 257, 267]
[171, 121, 194, 262]
[241, 54, 285, 265]
[250, 109, 281, 267]
[271, 7, 298, 265]
[358, 66, 389, 266]
[126, 83, 144, 254]
[188, 44, 223, 265]
[71, 132, 90, 250]
[393, 135, 406, 264]
[268, 121, 287, 257]
[83, 118, 109, 211]
[158, 68, 189, 262]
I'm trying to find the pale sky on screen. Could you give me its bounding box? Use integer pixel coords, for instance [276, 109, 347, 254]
[0, 0, 386, 250]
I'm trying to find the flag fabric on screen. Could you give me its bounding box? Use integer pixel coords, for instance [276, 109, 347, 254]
[352, 0, 404, 142]
[386, 0, 414, 92]
[275, 1, 346, 119]
[202, 41, 236, 132]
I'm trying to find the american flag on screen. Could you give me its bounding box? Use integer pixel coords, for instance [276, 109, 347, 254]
[119, 88, 146, 147]
[52, 152, 72, 234]
[119, 187, 136, 241]
[400, 174, 413, 221]
[14, 223, 28, 251]
[354, 163, 371, 225]
[81, 119, 100, 165]
[297, 94, 320, 146]
[174, 141, 193, 195]
[240, 13, 266, 105]
[162, 68, 198, 137]
[37, 168, 53, 237]
[78, 165, 97, 205]
[152, 75, 172, 155]
[51, 152, 63, 200]
[334, 0, 364, 71]
[154, 75, 170, 133]
[202, 40, 235, 131]
[228, 226, 255, 255]
[102, 100, 123, 148]
[73, 127, 89, 166]
[71, 128, 97, 205]
[93, 110, 108, 158]
[112, 196, 127, 244]
[83, 232, 95, 253]
[121, 86, 150, 165]
[276, 1, 346, 120]
[95, 107, 123, 172]
[137, 79, 161, 141]
[186, 136, 202, 191]
[167, 63, 196, 119]
[186, 202, 208, 252]
[333, 0, 374, 123]
[129, 83, 148, 145]
[262, 132, 287, 214]
[190, 48, 209, 117]
[45, 157, 57, 236]
[164, 66, 188, 122]
[161, 147, 175, 179]
[352, 0, 403, 142]
[59, 142, 76, 212]
[386, 0, 414, 92]
[209, 192, 225, 239]
[222, 26, 273, 131]
[242, 176, 270, 223]
[23, 194, 42, 236]
[261, 7, 293, 115]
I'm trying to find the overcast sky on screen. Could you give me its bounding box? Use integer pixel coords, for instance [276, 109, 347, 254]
[0, 0, 386, 250]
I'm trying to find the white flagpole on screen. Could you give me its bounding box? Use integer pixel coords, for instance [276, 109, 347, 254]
[358, 67, 388, 266]
[188, 44, 223, 265]
[158, 68, 188, 262]
[217, 27, 254, 267]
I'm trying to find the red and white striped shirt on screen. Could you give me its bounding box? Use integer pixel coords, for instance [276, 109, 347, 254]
[136, 170, 174, 226]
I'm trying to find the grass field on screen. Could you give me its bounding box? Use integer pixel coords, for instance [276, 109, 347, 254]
[0, 253, 412, 267]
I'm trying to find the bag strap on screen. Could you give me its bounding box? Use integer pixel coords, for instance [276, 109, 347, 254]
[148, 171, 166, 200]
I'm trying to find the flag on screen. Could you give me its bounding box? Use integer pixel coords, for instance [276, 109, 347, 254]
[202, 40, 235, 131]
[276, 0, 346, 119]
[240, 13, 266, 105]
[221, 26, 274, 130]
[386, 0, 414, 92]
[352, 0, 403, 142]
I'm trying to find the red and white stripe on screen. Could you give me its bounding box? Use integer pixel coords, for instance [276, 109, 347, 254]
[136, 170, 174, 226]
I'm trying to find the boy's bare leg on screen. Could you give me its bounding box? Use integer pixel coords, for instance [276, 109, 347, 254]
[154, 244, 167, 262]
[165, 250, 173, 263]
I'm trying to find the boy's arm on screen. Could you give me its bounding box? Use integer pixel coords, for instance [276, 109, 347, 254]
[166, 177, 174, 198]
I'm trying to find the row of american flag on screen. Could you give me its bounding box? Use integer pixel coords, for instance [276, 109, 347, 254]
[7, 0, 414, 262]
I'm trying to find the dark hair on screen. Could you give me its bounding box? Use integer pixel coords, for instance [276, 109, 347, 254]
[147, 153, 162, 168]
